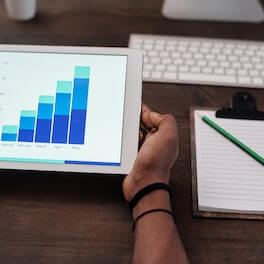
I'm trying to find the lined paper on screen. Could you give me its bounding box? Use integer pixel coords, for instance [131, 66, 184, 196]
[195, 110, 264, 214]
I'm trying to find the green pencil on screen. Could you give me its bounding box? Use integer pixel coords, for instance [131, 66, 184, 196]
[201, 115, 264, 166]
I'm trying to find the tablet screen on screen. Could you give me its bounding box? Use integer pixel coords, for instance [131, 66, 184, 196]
[0, 51, 127, 167]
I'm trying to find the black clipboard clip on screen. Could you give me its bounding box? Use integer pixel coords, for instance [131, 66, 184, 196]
[216, 92, 264, 121]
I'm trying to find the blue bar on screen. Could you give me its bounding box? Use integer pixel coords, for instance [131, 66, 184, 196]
[18, 115, 35, 142]
[71, 79, 89, 110]
[18, 129, 34, 142]
[64, 160, 121, 166]
[52, 115, 69, 143]
[1, 133, 17, 141]
[69, 109, 87, 144]
[51, 92, 71, 144]
[35, 119, 52, 143]
[69, 76, 89, 144]
[35, 103, 53, 143]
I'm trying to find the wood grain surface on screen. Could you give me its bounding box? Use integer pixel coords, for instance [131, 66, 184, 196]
[0, 0, 264, 263]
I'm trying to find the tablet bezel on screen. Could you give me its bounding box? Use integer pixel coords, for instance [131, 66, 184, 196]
[0, 45, 142, 174]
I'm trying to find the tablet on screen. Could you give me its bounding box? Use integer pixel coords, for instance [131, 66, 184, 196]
[0, 45, 142, 174]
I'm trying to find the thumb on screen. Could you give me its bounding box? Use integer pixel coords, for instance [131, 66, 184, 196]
[149, 111, 163, 127]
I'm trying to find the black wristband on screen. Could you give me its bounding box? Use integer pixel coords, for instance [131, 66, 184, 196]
[129, 183, 171, 213]
[133, 208, 175, 232]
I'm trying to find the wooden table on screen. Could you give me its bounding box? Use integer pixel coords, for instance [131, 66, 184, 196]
[0, 0, 264, 263]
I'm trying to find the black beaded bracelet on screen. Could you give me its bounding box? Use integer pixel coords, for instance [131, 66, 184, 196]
[129, 183, 172, 213]
[133, 208, 176, 232]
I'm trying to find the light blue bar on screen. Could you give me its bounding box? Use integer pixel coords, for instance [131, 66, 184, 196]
[2, 125, 18, 134]
[74, 66, 90, 79]
[57, 81, 72, 94]
[0, 157, 64, 164]
[21, 110, 36, 117]
[39, 96, 54, 104]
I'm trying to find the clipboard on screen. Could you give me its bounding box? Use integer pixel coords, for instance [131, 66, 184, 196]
[190, 92, 264, 220]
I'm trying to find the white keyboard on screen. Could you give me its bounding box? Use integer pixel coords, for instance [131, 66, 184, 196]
[129, 34, 264, 89]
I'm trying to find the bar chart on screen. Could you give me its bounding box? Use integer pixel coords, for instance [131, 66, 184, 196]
[0, 51, 127, 167]
[1, 66, 90, 145]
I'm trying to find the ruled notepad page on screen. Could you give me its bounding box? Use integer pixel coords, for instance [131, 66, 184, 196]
[195, 110, 264, 213]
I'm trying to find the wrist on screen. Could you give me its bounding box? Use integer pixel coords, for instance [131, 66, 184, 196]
[123, 171, 170, 202]
[132, 189, 171, 220]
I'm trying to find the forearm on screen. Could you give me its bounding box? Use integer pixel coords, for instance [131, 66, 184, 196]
[132, 190, 188, 264]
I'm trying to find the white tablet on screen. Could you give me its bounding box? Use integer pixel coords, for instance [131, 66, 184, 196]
[0, 45, 142, 174]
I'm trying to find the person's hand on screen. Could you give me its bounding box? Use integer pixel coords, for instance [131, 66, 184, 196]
[122, 104, 179, 202]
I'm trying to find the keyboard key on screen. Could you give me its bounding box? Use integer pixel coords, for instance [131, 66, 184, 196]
[144, 44, 153, 50]
[167, 65, 177, 71]
[179, 73, 236, 84]
[255, 64, 264, 70]
[206, 54, 215, 60]
[190, 67, 201, 73]
[151, 71, 162, 79]
[160, 51, 169, 57]
[226, 69, 236, 75]
[202, 67, 213, 74]
[156, 40, 165, 45]
[238, 69, 248, 76]
[144, 57, 149, 63]
[246, 50, 255, 56]
[229, 55, 238, 62]
[179, 66, 189, 73]
[197, 60, 207, 67]
[143, 71, 150, 78]
[241, 56, 250, 62]
[234, 49, 243, 55]
[220, 62, 230, 68]
[156, 64, 165, 71]
[174, 59, 183, 65]
[172, 52, 181, 58]
[164, 72, 177, 79]
[249, 70, 259, 77]
[148, 51, 158, 57]
[155, 45, 163, 51]
[144, 64, 153, 70]
[252, 57, 261, 63]
[189, 47, 198, 53]
[178, 46, 187, 52]
[214, 68, 224, 75]
[150, 57, 160, 64]
[182, 53, 192, 59]
[238, 76, 251, 84]
[209, 61, 218, 67]
[217, 55, 226, 61]
[166, 45, 175, 51]
[194, 54, 204, 60]
[185, 60, 195, 66]
[253, 77, 263, 85]
[232, 62, 241, 69]
[243, 63, 253, 69]
[162, 58, 172, 64]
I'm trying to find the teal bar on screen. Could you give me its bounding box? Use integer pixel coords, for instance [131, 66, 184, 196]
[56, 81, 72, 94]
[2, 125, 18, 134]
[39, 95, 54, 104]
[21, 110, 36, 117]
[0, 157, 64, 164]
[74, 66, 90, 79]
